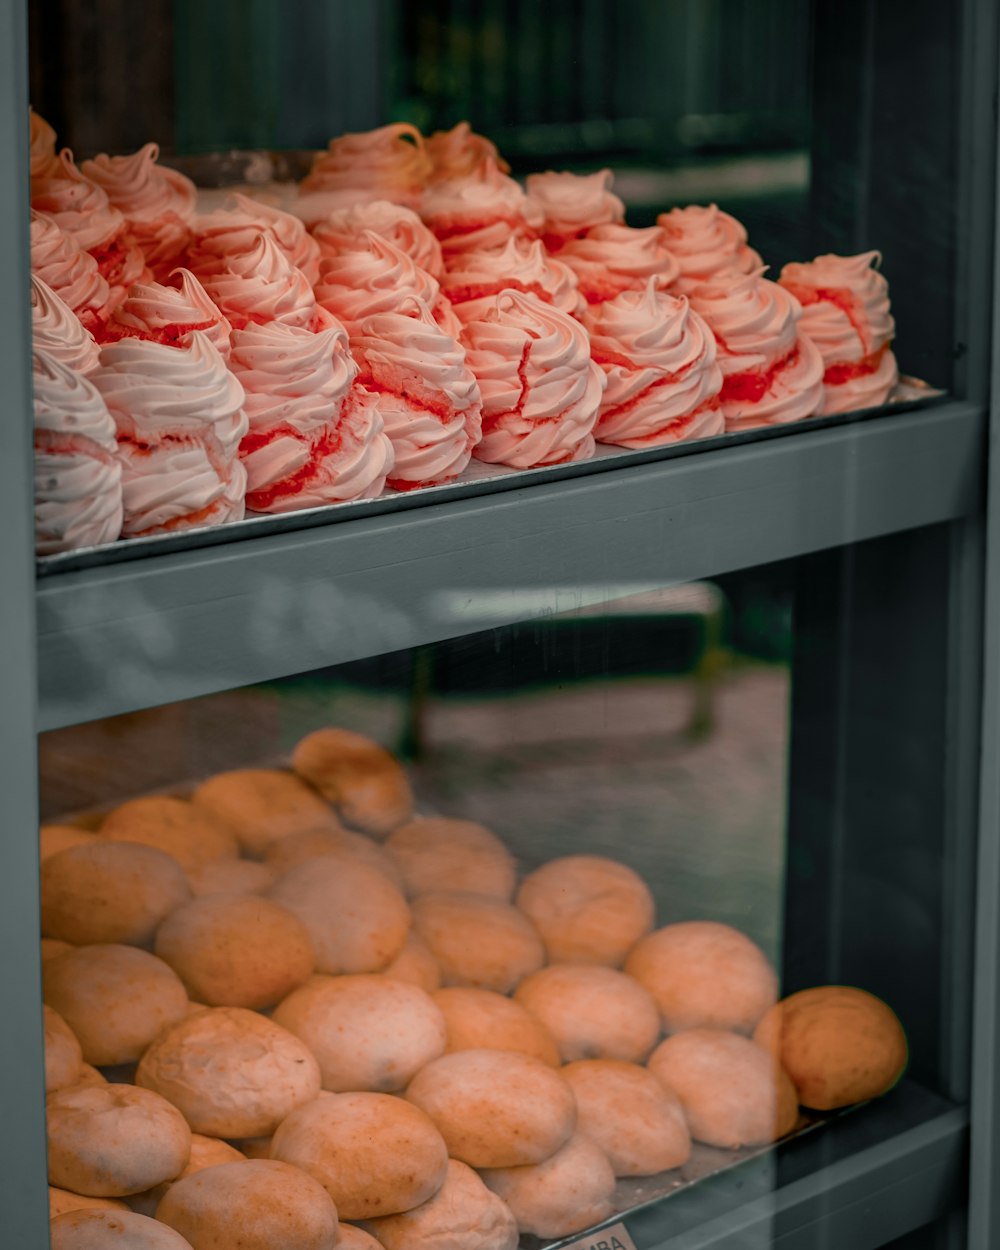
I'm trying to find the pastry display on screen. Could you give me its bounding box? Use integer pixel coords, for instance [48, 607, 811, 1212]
[299, 122, 432, 211]
[427, 121, 511, 181]
[186, 193, 322, 285]
[556, 223, 681, 306]
[50, 1209, 195, 1249]
[313, 198, 444, 278]
[657, 203, 763, 293]
[98, 270, 233, 357]
[291, 726, 415, 835]
[411, 891, 545, 993]
[420, 157, 542, 257]
[383, 932, 444, 992]
[385, 817, 516, 899]
[439, 236, 584, 326]
[525, 168, 626, 250]
[190, 767, 341, 856]
[432, 987, 561, 1067]
[364, 1158, 519, 1250]
[262, 827, 405, 889]
[32, 275, 100, 374]
[100, 795, 239, 872]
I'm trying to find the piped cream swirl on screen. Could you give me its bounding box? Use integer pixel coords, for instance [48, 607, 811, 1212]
[31, 274, 101, 375]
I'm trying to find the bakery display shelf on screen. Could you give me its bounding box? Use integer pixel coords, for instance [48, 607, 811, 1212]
[36, 398, 984, 733]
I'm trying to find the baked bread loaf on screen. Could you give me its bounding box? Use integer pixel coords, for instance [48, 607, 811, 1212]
[364, 1158, 519, 1250]
[383, 932, 443, 992]
[49, 1188, 128, 1218]
[385, 818, 516, 899]
[101, 795, 239, 872]
[291, 727, 413, 836]
[44, 1004, 84, 1091]
[186, 859, 276, 898]
[433, 986, 560, 1066]
[263, 826, 404, 889]
[411, 891, 544, 993]
[335, 1227, 382, 1249]
[50, 1209, 194, 1249]
[191, 768, 340, 857]
[126, 1134, 246, 1218]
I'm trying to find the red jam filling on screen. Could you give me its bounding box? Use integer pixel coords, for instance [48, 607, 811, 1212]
[823, 342, 891, 385]
[720, 347, 799, 405]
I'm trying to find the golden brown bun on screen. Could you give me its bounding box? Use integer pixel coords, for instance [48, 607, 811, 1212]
[385, 818, 516, 900]
[50, 1209, 194, 1249]
[271, 1090, 449, 1220]
[41, 842, 191, 947]
[186, 859, 276, 898]
[433, 987, 560, 1067]
[272, 973, 446, 1092]
[101, 796, 239, 873]
[44, 1004, 84, 1092]
[190, 768, 339, 858]
[411, 892, 544, 994]
[514, 965, 661, 1063]
[752, 985, 908, 1110]
[154, 895, 315, 1009]
[364, 1158, 519, 1250]
[647, 1028, 798, 1148]
[625, 921, 778, 1034]
[127, 1135, 247, 1218]
[336, 1228, 382, 1250]
[563, 1059, 691, 1176]
[74, 1064, 108, 1088]
[263, 827, 404, 890]
[404, 1048, 576, 1168]
[42, 938, 75, 963]
[43, 944, 189, 1065]
[49, 1188, 128, 1218]
[480, 1133, 616, 1239]
[40, 825, 98, 863]
[383, 932, 443, 993]
[47, 1083, 191, 1197]
[268, 857, 410, 975]
[291, 727, 413, 837]
[516, 854, 655, 967]
[135, 1006, 321, 1138]
[156, 1159, 338, 1250]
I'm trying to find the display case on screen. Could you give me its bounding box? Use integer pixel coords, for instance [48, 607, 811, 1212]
[6, 2, 1000, 1247]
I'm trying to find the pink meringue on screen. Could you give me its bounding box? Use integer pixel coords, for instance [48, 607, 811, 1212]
[440, 236, 584, 324]
[31, 274, 101, 375]
[557, 224, 680, 305]
[29, 107, 60, 184]
[300, 123, 432, 208]
[426, 121, 510, 181]
[30, 210, 114, 333]
[99, 269, 232, 358]
[462, 289, 605, 468]
[186, 193, 321, 284]
[312, 200, 444, 279]
[200, 233, 323, 332]
[420, 158, 542, 256]
[658, 204, 763, 293]
[525, 169, 625, 249]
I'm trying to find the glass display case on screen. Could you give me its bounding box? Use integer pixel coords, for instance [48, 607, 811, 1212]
[4, 2, 1000, 1247]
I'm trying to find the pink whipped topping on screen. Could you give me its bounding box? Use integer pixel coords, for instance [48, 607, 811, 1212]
[32, 150, 131, 254]
[230, 320, 393, 512]
[778, 251, 898, 414]
[426, 122, 510, 181]
[312, 200, 444, 279]
[524, 169, 626, 248]
[31, 274, 101, 375]
[585, 278, 724, 447]
[420, 158, 542, 255]
[350, 299, 483, 489]
[100, 269, 233, 357]
[657, 204, 763, 293]
[186, 193, 321, 285]
[33, 348, 123, 554]
[557, 224, 681, 305]
[31, 210, 114, 333]
[301, 123, 432, 208]
[200, 232, 322, 332]
[30, 108, 60, 184]
[688, 269, 824, 431]
[440, 236, 584, 325]
[92, 331, 248, 535]
[461, 288, 605, 468]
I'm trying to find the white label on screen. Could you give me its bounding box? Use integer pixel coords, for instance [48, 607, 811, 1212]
[559, 1223, 638, 1250]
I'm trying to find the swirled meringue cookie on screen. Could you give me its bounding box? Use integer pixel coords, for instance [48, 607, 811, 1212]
[30, 107, 60, 184]
[558, 224, 680, 306]
[689, 270, 824, 431]
[100, 269, 232, 357]
[32, 274, 100, 374]
[92, 331, 248, 535]
[427, 121, 511, 181]
[301, 122, 432, 209]
[201, 233, 322, 332]
[421, 158, 543, 257]
[186, 193, 321, 284]
[33, 349, 123, 554]
[313, 200, 444, 279]
[778, 251, 899, 414]
[351, 300, 482, 490]
[658, 204, 763, 294]
[462, 289, 605, 468]
[31, 210, 114, 333]
[440, 236, 584, 325]
[585, 278, 723, 447]
[525, 169, 625, 250]
[231, 319, 393, 511]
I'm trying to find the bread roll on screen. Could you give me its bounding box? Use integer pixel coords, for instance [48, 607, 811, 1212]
[383, 932, 442, 993]
[273, 974, 446, 1092]
[135, 1006, 321, 1138]
[40, 825, 97, 863]
[625, 921, 778, 1034]
[44, 1004, 84, 1092]
[411, 892, 543, 994]
[753, 985, 908, 1110]
[156, 1159, 338, 1250]
[271, 1091, 449, 1220]
[49, 1188, 128, 1218]
[647, 1028, 798, 1148]
[480, 1133, 616, 1239]
[516, 854, 655, 966]
[291, 727, 413, 836]
[50, 1209, 194, 1249]
[154, 895, 315, 1009]
[47, 1083, 191, 1196]
[74, 1064, 108, 1088]
[433, 987, 560, 1067]
[268, 857, 410, 975]
[404, 1048, 576, 1168]
[365, 1159, 519, 1250]
[128, 1135, 247, 1217]
[336, 1228, 382, 1249]
[563, 1059, 691, 1176]
[191, 768, 339, 857]
[514, 965, 661, 1063]
[41, 842, 191, 947]
[42, 938, 75, 963]
[264, 827, 404, 889]
[101, 795, 239, 873]
[186, 859, 276, 898]
[386, 818, 516, 900]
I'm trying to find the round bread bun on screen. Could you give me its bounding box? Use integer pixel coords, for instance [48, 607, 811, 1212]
[49, 1188, 129, 1218]
[411, 892, 544, 994]
[516, 854, 655, 967]
[186, 858, 276, 898]
[752, 985, 908, 1111]
[268, 857, 410, 975]
[291, 727, 413, 837]
[647, 1028, 798, 1148]
[272, 974, 446, 1092]
[562, 1059, 691, 1176]
[127, 1135, 247, 1218]
[625, 920, 778, 1035]
[45, 1004, 84, 1092]
[271, 1090, 449, 1220]
[43, 944, 189, 1066]
[135, 1006, 321, 1138]
[263, 827, 404, 889]
[101, 796, 239, 873]
[433, 987, 560, 1067]
[514, 965, 661, 1063]
[47, 1082, 191, 1196]
[156, 1159, 338, 1250]
[42, 938, 75, 962]
[385, 818, 516, 900]
[154, 895, 315, 1009]
[365, 1158, 519, 1250]
[74, 1064, 108, 1088]
[383, 932, 442, 993]
[404, 1048, 576, 1168]
[480, 1132, 616, 1240]
[336, 1227, 382, 1249]
[41, 842, 191, 947]
[40, 825, 98, 863]
[190, 768, 339, 858]
[50, 1209, 194, 1249]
